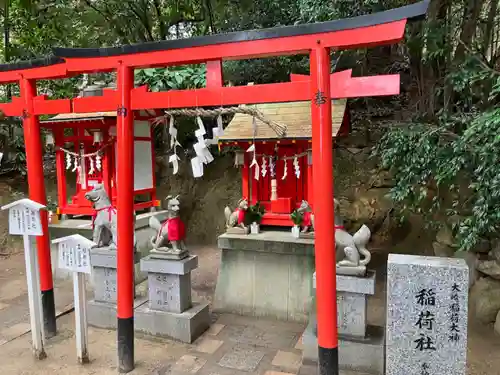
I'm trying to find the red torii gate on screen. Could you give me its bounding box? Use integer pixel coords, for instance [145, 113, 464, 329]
[0, 1, 429, 373]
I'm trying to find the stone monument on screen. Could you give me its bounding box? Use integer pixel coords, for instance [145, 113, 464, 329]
[386, 254, 468, 375]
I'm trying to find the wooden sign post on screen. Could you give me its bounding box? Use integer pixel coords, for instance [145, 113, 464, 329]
[1, 198, 46, 359]
[52, 234, 95, 364]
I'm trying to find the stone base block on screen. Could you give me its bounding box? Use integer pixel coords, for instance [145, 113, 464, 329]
[214, 232, 315, 322]
[302, 319, 385, 375]
[149, 249, 189, 260]
[141, 255, 198, 275]
[92, 249, 141, 303]
[313, 270, 376, 295]
[148, 272, 192, 313]
[135, 302, 210, 343]
[225, 227, 250, 235]
[88, 297, 148, 329]
[88, 298, 210, 344]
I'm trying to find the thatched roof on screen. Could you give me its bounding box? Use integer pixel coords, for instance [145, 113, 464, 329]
[42, 112, 117, 123]
[219, 99, 347, 141]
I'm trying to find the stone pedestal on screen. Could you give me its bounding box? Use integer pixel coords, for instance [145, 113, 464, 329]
[141, 255, 197, 313]
[90, 248, 140, 304]
[88, 248, 143, 329]
[137, 255, 210, 343]
[214, 231, 315, 322]
[302, 271, 384, 375]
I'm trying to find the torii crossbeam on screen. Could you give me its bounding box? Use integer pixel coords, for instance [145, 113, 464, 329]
[0, 1, 429, 373]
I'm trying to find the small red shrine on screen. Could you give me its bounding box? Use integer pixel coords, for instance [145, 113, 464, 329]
[218, 96, 350, 227]
[40, 105, 158, 216]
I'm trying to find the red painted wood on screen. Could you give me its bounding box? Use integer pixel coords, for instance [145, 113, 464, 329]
[20, 77, 53, 291]
[206, 60, 223, 88]
[33, 96, 71, 115]
[0, 63, 68, 83]
[116, 63, 135, 320]
[130, 73, 399, 110]
[72, 88, 118, 113]
[271, 198, 293, 214]
[0, 96, 23, 116]
[291, 70, 400, 97]
[307, 162, 314, 207]
[102, 129, 113, 199]
[53, 128, 67, 213]
[242, 152, 250, 200]
[60, 20, 406, 72]
[310, 46, 337, 349]
[261, 213, 294, 226]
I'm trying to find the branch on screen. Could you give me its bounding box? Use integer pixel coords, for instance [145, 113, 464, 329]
[152, 0, 167, 39]
[458, 39, 500, 75]
[126, 1, 154, 41]
[205, 0, 217, 34]
[82, 0, 131, 44]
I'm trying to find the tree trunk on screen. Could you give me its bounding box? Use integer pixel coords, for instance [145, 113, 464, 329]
[454, 0, 485, 62]
[482, 0, 498, 59]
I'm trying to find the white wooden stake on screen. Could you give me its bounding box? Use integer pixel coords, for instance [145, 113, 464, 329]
[23, 234, 46, 360]
[73, 272, 89, 364]
[2, 198, 47, 360]
[53, 234, 94, 364]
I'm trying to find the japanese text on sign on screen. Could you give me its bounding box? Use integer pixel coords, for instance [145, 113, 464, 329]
[58, 241, 91, 274]
[449, 283, 461, 343]
[414, 288, 437, 373]
[8, 206, 42, 236]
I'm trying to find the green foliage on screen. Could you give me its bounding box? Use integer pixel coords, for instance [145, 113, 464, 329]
[375, 67, 500, 251]
[290, 209, 303, 226]
[134, 66, 206, 92]
[246, 202, 265, 225]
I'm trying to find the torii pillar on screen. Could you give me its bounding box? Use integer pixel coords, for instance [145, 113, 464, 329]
[310, 45, 338, 374]
[20, 75, 57, 338]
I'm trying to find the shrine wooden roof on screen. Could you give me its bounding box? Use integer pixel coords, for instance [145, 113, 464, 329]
[42, 111, 117, 123]
[219, 99, 347, 141]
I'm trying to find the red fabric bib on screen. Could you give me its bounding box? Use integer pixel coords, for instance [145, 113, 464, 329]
[303, 211, 312, 226]
[165, 217, 186, 241]
[236, 208, 245, 224]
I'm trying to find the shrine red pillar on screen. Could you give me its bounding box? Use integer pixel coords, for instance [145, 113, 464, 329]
[20, 76, 57, 338]
[116, 62, 135, 373]
[53, 128, 67, 211]
[102, 129, 112, 197]
[310, 46, 338, 375]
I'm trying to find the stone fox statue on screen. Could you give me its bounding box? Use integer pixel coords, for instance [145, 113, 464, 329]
[334, 198, 372, 268]
[224, 198, 248, 229]
[149, 195, 186, 254]
[297, 200, 315, 233]
[85, 184, 137, 250]
[296, 198, 372, 268]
